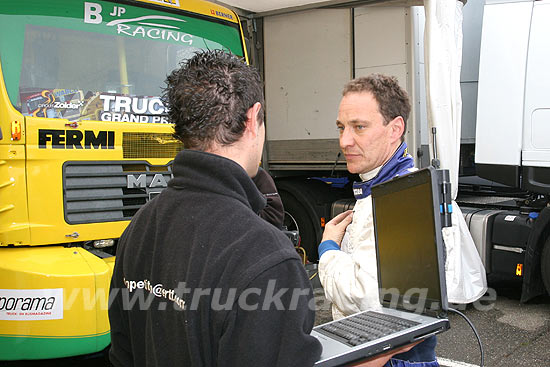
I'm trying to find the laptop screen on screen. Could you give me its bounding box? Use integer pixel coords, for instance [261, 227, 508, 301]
[372, 168, 446, 315]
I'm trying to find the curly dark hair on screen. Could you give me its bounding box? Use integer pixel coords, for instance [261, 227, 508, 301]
[162, 50, 264, 151]
[342, 74, 410, 141]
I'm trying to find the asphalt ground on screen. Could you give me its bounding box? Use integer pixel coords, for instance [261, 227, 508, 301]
[434, 277, 550, 367]
[311, 274, 550, 367]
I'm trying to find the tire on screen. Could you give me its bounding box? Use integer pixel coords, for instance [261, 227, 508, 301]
[541, 236, 550, 295]
[280, 191, 319, 262]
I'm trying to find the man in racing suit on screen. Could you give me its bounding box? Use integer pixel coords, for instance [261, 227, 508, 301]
[318, 74, 439, 367]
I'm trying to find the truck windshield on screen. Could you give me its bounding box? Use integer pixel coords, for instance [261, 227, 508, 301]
[0, 0, 244, 123]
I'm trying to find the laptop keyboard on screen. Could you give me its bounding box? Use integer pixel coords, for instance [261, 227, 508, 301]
[317, 311, 420, 347]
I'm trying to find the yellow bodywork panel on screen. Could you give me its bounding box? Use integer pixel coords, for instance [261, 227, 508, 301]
[0, 145, 30, 246]
[0, 55, 30, 246]
[23, 116, 174, 247]
[135, 0, 240, 23]
[0, 246, 114, 337]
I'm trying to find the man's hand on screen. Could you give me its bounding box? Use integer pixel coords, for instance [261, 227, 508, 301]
[321, 210, 353, 246]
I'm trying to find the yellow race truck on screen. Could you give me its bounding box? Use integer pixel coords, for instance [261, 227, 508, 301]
[0, 0, 247, 360]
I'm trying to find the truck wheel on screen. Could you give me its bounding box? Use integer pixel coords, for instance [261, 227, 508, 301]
[280, 191, 319, 262]
[542, 236, 550, 295]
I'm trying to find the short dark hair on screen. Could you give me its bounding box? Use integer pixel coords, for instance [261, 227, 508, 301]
[162, 50, 264, 151]
[343, 74, 410, 140]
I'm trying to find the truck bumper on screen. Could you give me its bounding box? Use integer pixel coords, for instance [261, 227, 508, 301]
[0, 246, 115, 360]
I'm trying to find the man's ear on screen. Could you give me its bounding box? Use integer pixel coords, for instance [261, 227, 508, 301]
[245, 102, 263, 137]
[389, 116, 405, 143]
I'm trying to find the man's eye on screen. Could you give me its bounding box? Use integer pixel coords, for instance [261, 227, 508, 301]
[355, 125, 366, 130]
[337, 126, 344, 132]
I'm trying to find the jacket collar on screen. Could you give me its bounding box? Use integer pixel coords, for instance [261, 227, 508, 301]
[352, 142, 414, 199]
[169, 149, 267, 214]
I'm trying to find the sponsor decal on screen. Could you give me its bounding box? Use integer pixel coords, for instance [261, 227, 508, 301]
[22, 89, 85, 119]
[38, 129, 115, 149]
[84, 2, 193, 45]
[37, 101, 84, 110]
[99, 94, 169, 124]
[22, 89, 170, 124]
[211, 10, 234, 20]
[0, 288, 63, 321]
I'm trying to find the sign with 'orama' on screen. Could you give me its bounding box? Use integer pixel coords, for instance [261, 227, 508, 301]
[0, 288, 64, 321]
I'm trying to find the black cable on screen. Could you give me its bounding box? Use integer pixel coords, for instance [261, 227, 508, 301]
[330, 152, 341, 177]
[448, 307, 484, 367]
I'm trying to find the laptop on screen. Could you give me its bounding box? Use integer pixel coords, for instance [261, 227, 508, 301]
[312, 167, 452, 367]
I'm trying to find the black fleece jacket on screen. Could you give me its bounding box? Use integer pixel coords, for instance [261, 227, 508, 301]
[109, 149, 322, 367]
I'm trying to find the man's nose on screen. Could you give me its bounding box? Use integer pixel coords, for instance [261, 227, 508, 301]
[339, 127, 354, 149]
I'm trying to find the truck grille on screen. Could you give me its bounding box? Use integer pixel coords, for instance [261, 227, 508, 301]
[123, 132, 183, 158]
[63, 161, 173, 224]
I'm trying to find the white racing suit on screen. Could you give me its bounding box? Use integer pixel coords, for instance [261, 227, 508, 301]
[318, 144, 438, 366]
[319, 171, 381, 320]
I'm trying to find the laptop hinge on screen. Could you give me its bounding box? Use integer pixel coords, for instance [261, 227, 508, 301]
[382, 302, 447, 319]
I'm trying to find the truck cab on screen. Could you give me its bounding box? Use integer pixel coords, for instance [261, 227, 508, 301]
[0, 0, 247, 360]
